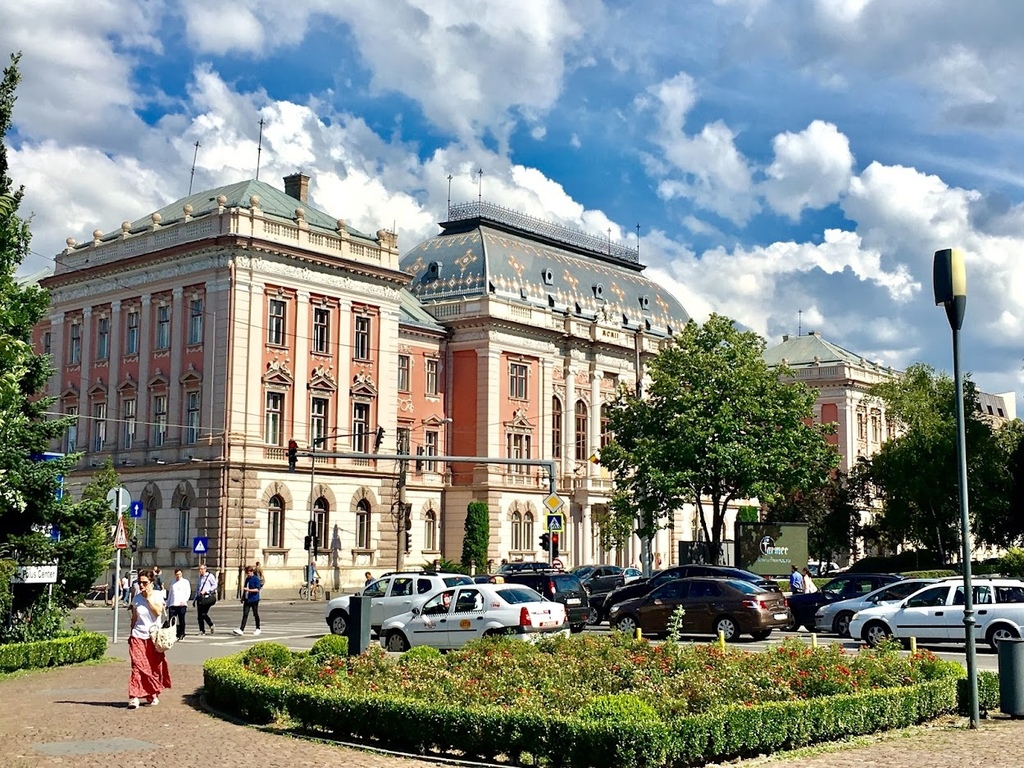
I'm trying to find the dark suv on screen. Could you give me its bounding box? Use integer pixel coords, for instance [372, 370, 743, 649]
[502, 569, 590, 632]
[570, 564, 626, 595]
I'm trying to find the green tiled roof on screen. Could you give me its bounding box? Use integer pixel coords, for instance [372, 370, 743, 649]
[398, 288, 444, 333]
[762, 332, 884, 369]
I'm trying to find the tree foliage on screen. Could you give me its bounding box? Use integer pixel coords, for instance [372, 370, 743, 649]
[858, 363, 1010, 562]
[600, 314, 839, 563]
[0, 54, 111, 635]
[461, 501, 490, 570]
[765, 470, 861, 564]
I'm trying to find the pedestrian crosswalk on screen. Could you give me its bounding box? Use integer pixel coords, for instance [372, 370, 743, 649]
[175, 619, 330, 650]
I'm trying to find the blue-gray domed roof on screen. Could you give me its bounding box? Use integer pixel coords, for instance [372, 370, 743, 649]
[401, 202, 689, 336]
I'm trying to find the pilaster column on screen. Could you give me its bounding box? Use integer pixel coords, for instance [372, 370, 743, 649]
[106, 301, 122, 445]
[293, 290, 310, 443]
[589, 369, 602, 475]
[168, 287, 184, 444]
[335, 299, 352, 438]
[203, 280, 227, 449]
[48, 312, 65, 394]
[563, 361, 576, 463]
[137, 295, 152, 447]
[539, 358, 553, 461]
[81, 307, 94, 450]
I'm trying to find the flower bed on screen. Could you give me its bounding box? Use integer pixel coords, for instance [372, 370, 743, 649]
[204, 635, 964, 768]
[0, 631, 108, 673]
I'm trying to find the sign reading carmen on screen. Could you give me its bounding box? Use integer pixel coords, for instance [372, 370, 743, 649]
[735, 522, 808, 579]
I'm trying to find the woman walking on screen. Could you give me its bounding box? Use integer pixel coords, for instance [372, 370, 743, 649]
[127, 568, 171, 709]
[232, 565, 262, 636]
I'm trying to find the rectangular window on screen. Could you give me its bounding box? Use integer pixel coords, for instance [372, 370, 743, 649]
[310, 396, 328, 447]
[42, 331, 51, 356]
[268, 298, 286, 346]
[121, 398, 136, 450]
[69, 323, 82, 364]
[91, 402, 107, 452]
[96, 317, 110, 360]
[144, 506, 156, 549]
[125, 311, 139, 355]
[397, 354, 410, 392]
[185, 391, 201, 444]
[351, 402, 370, 452]
[354, 315, 371, 360]
[312, 307, 330, 354]
[65, 405, 78, 453]
[152, 395, 168, 446]
[425, 358, 439, 396]
[509, 362, 528, 400]
[264, 391, 283, 445]
[507, 432, 531, 473]
[356, 507, 371, 549]
[156, 305, 170, 349]
[177, 506, 190, 549]
[424, 430, 438, 472]
[188, 298, 204, 345]
[397, 427, 411, 454]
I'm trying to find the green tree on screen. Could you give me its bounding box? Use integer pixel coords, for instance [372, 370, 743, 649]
[0, 54, 110, 637]
[460, 501, 489, 570]
[600, 314, 839, 563]
[860, 363, 1007, 562]
[765, 470, 860, 565]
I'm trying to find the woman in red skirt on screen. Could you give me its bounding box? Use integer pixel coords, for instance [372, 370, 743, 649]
[128, 568, 171, 708]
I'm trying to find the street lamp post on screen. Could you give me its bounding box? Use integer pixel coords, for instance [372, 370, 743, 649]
[932, 247, 979, 729]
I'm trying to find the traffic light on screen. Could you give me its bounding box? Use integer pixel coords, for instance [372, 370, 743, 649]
[130, 536, 138, 554]
[405, 531, 412, 553]
[287, 439, 298, 472]
[415, 446, 424, 473]
[540, 533, 550, 551]
[303, 535, 312, 551]
[312, 536, 319, 559]
[373, 426, 385, 453]
[551, 533, 560, 559]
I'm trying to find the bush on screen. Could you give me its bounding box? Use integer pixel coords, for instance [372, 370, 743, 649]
[461, 501, 490, 571]
[959, 670, 999, 715]
[400, 645, 441, 663]
[242, 642, 292, 672]
[0, 631, 107, 673]
[204, 655, 291, 724]
[847, 551, 944, 573]
[901, 569, 957, 579]
[310, 634, 348, 660]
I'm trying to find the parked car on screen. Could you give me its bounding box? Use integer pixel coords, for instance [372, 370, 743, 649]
[593, 565, 780, 625]
[324, 570, 474, 636]
[849, 578, 1024, 648]
[501, 569, 591, 632]
[607, 577, 791, 641]
[813, 578, 939, 637]
[496, 562, 553, 575]
[623, 567, 643, 584]
[569, 564, 626, 594]
[379, 583, 568, 651]
[807, 561, 841, 577]
[786, 572, 901, 631]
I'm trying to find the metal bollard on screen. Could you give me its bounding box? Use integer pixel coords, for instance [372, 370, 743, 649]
[909, 636, 917, 653]
[635, 627, 642, 641]
[811, 633, 818, 648]
[718, 630, 726, 650]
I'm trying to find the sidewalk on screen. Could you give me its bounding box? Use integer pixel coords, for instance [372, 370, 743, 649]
[2, 660, 1022, 768]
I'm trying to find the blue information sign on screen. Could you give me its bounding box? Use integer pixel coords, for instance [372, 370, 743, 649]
[129, 500, 144, 518]
[192, 537, 209, 554]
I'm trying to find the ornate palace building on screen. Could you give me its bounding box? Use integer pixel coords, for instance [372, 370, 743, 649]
[35, 175, 698, 594]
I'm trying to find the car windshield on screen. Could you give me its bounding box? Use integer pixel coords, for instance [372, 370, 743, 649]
[443, 576, 473, 587]
[570, 566, 595, 578]
[552, 575, 583, 592]
[497, 587, 544, 604]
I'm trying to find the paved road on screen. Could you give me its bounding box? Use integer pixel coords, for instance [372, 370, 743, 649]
[73, 601, 1003, 671]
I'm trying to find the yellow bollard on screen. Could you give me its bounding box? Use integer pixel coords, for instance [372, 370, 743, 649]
[718, 630, 726, 650]
[635, 627, 642, 641]
[910, 636, 917, 653]
[811, 633, 818, 648]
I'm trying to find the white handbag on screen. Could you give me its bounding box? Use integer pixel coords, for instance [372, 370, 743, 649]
[150, 610, 177, 653]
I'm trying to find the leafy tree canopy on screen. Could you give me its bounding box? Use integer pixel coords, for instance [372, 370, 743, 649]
[600, 314, 839, 562]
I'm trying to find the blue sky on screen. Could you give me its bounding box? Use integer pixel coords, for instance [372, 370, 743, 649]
[5, 1, 1024, 407]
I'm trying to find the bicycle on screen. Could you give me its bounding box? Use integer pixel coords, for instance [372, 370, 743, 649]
[298, 581, 324, 601]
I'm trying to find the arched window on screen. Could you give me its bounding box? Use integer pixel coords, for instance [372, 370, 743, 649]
[551, 396, 562, 459]
[355, 499, 371, 549]
[524, 512, 535, 548]
[600, 403, 612, 448]
[268, 495, 285, 548]
[314, 497, 329, 546]
[176, 498, 191, 549]
[511, 511, 523, 551]
[424, 509, 438, 551]
[574, 400, 588, 461]
[144, 502, 157, 549]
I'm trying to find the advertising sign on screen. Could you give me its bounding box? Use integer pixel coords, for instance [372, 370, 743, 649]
[12, 565, 58, 584]
[734, 522, 808, 578]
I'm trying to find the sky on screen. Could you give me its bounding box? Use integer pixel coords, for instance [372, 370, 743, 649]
[4, 1, 1024, 408]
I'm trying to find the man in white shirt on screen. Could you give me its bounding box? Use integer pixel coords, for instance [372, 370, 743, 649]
[167, 568, 192, 640]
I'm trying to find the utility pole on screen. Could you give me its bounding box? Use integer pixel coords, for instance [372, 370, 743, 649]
[395, 458, 409, 571]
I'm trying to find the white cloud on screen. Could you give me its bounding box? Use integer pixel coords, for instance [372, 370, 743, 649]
[762, 120, 854, 220]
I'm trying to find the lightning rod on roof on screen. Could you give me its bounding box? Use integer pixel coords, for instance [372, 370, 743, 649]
[636, 223, 641, 257]
[188, 140, 201, 196]
[255, 118, 265, 181]
[798, 309, 803, 336]
[477, 168, 483, 203]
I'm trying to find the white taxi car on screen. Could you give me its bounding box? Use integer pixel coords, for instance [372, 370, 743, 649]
[849, 578, 1024, 648]
[379, 582, 568, 651]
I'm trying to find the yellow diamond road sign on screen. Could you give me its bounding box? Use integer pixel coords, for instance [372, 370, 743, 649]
[543, 492, 564, 513]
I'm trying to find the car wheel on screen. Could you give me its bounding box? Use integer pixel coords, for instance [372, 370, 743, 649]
[615, 615, 639, 634]
[785, 616, 802, 632]
[714, 616, 739, 642]
[587, 609, 603, 626]
[570, 623, 585, 634]
[750, 630, 771, 641]
[987, 624, 1020, 648]
[863, 621, 891, 647]
[384, 630, 410, 652]
[834, 611, 854, 638]
[328, 610, 349, 636]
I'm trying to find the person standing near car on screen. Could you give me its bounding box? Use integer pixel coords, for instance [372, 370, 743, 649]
[193, 563, 218, 635]
[233, 565, 262, 636]
[789, 564, 804, 594]
[166, 568, 191, 640]
[801, 567, 817, 594]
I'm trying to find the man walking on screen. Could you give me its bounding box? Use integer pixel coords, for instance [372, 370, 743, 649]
[193, 563, 218, 635]
[789, 564, 804, 594]
[167, 568, 191, 640]
[233, 565, 262, 636]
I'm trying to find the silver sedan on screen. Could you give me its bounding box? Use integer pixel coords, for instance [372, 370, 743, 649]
[814, 578, 939, 637]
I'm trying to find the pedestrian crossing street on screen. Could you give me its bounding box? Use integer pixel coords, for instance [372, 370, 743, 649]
[175, 617, 331, 650]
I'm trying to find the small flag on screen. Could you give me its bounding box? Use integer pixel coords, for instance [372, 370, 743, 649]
[588, 452, 600, 464]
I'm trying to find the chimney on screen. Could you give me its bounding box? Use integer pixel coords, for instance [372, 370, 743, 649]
[782, 334, 789, 342]
[283, 173, 309, 205]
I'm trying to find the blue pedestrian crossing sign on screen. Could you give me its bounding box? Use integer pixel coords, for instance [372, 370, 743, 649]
[545, 514, 564, 533]
[129, 500, 144, 518]
[192, 537, 209, 554]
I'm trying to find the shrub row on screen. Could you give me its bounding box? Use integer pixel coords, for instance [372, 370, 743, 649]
[204, 651, 962, 768]
[0, 631, 107, 673]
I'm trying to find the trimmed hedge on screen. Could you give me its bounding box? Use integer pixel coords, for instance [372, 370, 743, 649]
[0, 631, 107, 673]
[959, 670, 1000, 715]
[204, 651, 963, 768]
